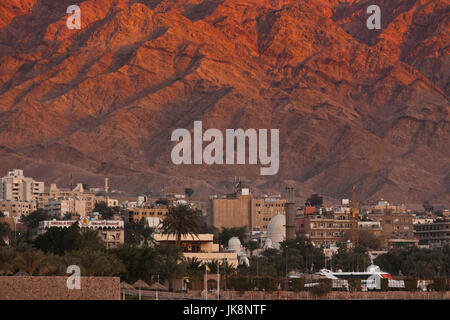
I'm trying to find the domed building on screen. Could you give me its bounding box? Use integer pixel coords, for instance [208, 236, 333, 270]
[227, 236, 250, 266]
[264, 214, 286, 250]
[228, 237, 242, 253]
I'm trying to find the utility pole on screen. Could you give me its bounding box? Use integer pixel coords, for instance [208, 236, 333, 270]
[156, 274, 159, 300]
[217, 261, 220, 300]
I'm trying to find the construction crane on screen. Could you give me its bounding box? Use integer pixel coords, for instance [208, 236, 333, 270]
[350, 185, 359, 247]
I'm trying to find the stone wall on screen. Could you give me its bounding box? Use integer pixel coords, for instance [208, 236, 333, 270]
[0, 276, 120, 300]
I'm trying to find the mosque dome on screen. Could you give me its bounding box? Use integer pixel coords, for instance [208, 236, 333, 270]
[266, 214, 286, 249]
[228, 237, 242, 252]
[366, 265, 381, 273]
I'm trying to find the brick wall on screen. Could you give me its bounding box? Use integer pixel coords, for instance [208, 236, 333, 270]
[0, 276, 120, 300]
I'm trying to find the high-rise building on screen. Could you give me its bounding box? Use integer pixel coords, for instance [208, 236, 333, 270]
[0, 169, 44, 202]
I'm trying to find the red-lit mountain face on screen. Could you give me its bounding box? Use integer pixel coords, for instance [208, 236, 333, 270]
[0, 0, 448, 204]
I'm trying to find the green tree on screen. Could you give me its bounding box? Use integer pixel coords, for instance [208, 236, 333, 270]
[0, 246, 16, 273]
[140, 227, 155, 248]
[156, 244, 185, 291]
[375, 246, 447, 278]
[20, 209, 49, 230]
[332, 244, 370, 272]
[161, 204, 201, 247]
[305, 194, 323, 207]
[161, 205, 201, 290]
[124, 221, 146, 246]
[218, 226, 247, 247]
[184, 188, 194, 200]
[80, 229, 104, 251]
[0, 222, 11, 245]
[70, 250, 124, 276]
[94, 202, 115, 220]
[111, 245, 160, 283]
[13, 246, 49, 275]
[244, 240, 260, 258]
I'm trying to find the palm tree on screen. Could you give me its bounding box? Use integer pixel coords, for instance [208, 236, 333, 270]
[13, 247, 49, 275]
[0, 246, 16, 273]
[161, 205, 201, 247]
[244, 240, 260, 258]
[71, 250, 125, 276]
[140, 227, 155, 248]
[160, 204, 201, 291]
[80, 229, 104, 250]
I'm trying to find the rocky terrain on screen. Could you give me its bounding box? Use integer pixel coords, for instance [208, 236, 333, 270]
[0, 0, 448, 204]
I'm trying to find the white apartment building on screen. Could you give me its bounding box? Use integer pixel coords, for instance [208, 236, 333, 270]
[0, 169, 44, 202]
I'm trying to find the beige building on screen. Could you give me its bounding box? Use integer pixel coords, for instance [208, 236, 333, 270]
[358, 221, 382, 236]
[38, 183, 95, 215]
[297, 211, 357, 247]
[0, 169, 44, 202]
[127, 207, 169, 223]
[153, 233, 238, 266]
[0, 200, 37, 217]
[38, 219, 124, 249]
[208, 189, 286, 231]
[44, 198, 87, 217]
[414, 220, 450, 246]
[369, 211, 415, 240]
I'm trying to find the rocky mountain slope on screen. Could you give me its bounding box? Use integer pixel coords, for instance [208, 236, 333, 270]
[0, 0, 448, 204]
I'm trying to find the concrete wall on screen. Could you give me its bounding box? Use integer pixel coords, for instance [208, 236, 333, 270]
[0, 276, 120, 300]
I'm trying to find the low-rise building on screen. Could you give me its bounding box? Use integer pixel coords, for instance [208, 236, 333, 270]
[414, 220, 450, 247]
[369, 210, 415, 240]
[127, 207, 169, 223]
[153, 233, 238, 266]
[0, 200, 37, 217]
[358, 221, 382, 236]
[296, 211, 357, 247]
[38, 183, 96, 214]
[207, 188, 286, 232]
[38, 219, 124, 248]
[45, 198, 87, 217]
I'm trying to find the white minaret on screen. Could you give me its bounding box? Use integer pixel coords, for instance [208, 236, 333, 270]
[104, 178, 109, 193]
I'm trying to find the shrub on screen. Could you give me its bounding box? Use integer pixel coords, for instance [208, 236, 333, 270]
[310, 278, 332, 297]
[380, 278, 389, 291]
[348, 279, 361, 292]
[228, 276, 251, 291]
[404, 278, 418, 291]
[433, 278, 447, 292]
[260, 277, 278, 292]
[310, 279, 332, 297]
[292, 278, 305, 292]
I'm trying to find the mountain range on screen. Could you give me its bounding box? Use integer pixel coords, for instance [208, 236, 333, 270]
[0, 0, 448, 204]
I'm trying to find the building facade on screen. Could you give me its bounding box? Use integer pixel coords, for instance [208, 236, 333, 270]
[208, 189, 286, 231]
[153, 233, 238, 266]
[38, 219, 124, 248]
[0, 169, 43, 203]
[38, 183, 96, 215]
[369, 211, 415, 240]
[0, 200, 37, 217]
[296, 212, 357, 247]
[414, 220, 450, 247]
[127, 207, 169, 223]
